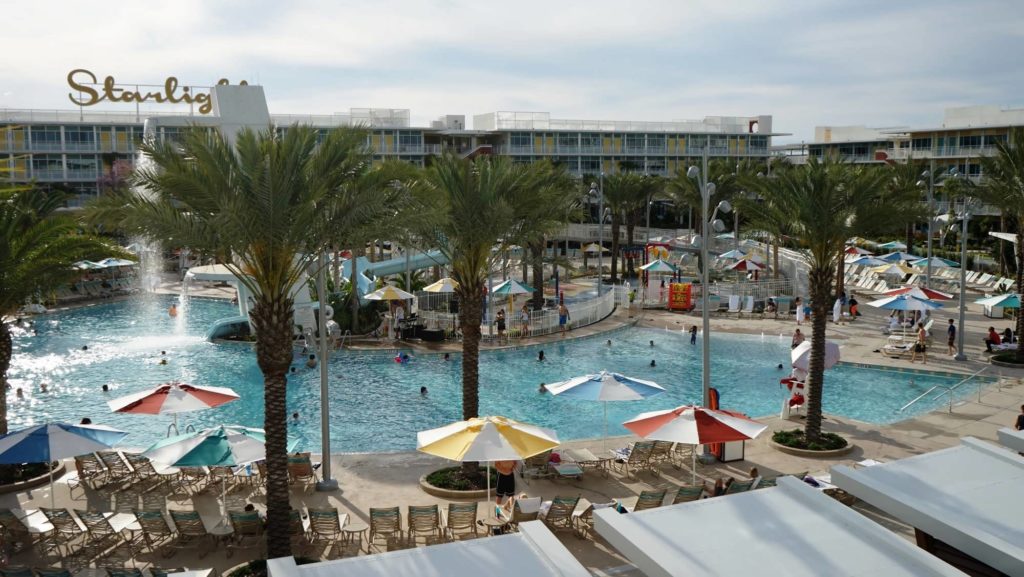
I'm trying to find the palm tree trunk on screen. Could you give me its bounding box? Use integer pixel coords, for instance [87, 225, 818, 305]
[835, 249, 846, 296]
[626, 220, 636, 276]
[804, 265, 833, 443]
[1016, 227, 1024, 363]
[249, 292, 296, 559]
[458, 288, 482, 477]
[350, 247, 361, 334]
[332, 246, 341, 289]
[772, 238, 780, 279]
[905, 223, 914, 254]
[610, 218, 621, 282]
[0, 323, 10, 436]
[530, 241, 544, 311]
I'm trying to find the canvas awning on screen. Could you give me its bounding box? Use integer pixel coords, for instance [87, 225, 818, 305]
[832, 438, 1024, 576]
[594, 477, 965, 576]
[268, 521, 591, 577]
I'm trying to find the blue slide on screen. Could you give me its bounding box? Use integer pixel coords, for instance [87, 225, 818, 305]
[341, 250, 448, 298]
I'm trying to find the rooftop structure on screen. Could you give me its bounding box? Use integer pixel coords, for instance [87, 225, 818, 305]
[833, 437, 1024, 576]
[594, 476, 966, 577]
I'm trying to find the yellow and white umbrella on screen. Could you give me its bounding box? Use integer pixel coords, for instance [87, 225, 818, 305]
[364, 285, 416, 301]
[417, 416, 560, 508]
[423, 278, 459, 293]
[583, 242, 608, 253]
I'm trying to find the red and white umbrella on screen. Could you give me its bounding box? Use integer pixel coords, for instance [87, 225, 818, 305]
[727, 258, 765, 272]
[109, 382, 239, 434]
[623, 405, 767, 483]
[882, 285, 953, 301]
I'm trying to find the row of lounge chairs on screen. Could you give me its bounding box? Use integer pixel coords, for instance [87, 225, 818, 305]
[0, 569, 188, 577]
[50, 279, 139, 305]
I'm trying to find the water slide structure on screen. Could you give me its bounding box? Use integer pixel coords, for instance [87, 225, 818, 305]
[341, 250, 448, 300]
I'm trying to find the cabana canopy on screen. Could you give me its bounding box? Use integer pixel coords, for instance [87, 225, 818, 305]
[594, 477, 965, 577]
[832, 438, 1024, 576]
[268, 521, 590, 577]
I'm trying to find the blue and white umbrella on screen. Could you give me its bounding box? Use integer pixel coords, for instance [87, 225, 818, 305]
[910, 256, 959, 268]
[545, 371, 666, 447]
[878, 252, 918, 263]
[848, 256, 888, 267]
[974, 293, 1021, 309]
[867, 294, 943, 340]
[878, 241, 908, 251]
[0, 423, 127, 506]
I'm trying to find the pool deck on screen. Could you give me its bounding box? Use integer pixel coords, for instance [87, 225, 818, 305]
[7, 277, 1023, 575]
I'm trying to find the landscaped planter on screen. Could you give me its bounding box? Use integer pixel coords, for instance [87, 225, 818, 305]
[769, 439, 855, 458]
[419, 466, 498, 500]
[990, 352, 1024, 369]
[0, 462, 65, 495]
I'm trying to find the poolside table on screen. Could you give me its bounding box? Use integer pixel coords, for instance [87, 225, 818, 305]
[561, 448, 611, 477]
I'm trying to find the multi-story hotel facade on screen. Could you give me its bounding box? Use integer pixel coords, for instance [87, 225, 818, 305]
[1, 76, 775, 209]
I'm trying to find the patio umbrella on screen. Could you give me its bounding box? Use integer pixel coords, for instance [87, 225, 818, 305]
[717, 249, 746, 260]
[790, 341, 841, 371]
[417, 416, 559, 511]
[364, 285, 416, 301]
[544, 371, 666, 448]
[0, 423, 127, 507]
[845, 246, 873, 256]
[639, 259, 678, 273]
[878, 241, 908, 251]
[97, 258, 137, 268]
[878, 252, 918, 263]
[872, 263, 916, 278]
[727, 259, 765, 272]
[108, 382, 240, 435]
[492, 279, 534, 317]
[582, 243, 608, 253]
[883, 286, 954, 301]
[73, 260, 105, 271]
[422, 278, 459, 293]
[848, 256, 888, 267]
[913, 257, 958, 268]
[623, 406, 767, 483]
[974, 293, 1021, 309]
[867, 294, 943, 340]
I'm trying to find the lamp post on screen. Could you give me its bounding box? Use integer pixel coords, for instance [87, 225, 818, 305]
[590, 174, 605, 296]
[916, 159, 936, 289]
[315, 250, 338, 491]
[949, 168, 971, 362]
[687, 144, 730, 412]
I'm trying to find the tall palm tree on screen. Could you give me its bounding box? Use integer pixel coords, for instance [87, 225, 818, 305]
[86, 125, 378, 558]
[602, 173, 645, 283]
[745, 157, 914, 442]
[0, 186, 124, 435]
[624, 175, 663, 276]
[411, 154, 525, 475]
[977, 127, 1024, 362]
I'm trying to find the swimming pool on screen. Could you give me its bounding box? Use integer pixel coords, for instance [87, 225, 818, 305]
[7, 296, 980, 452]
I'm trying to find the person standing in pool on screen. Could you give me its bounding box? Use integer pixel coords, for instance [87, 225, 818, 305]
[689, 326, 697, 345]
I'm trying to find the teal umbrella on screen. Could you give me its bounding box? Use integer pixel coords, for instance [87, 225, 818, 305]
[143, 425, 298, 467]
[491, 279, 534, 297]
[974, 293, 1021, 309]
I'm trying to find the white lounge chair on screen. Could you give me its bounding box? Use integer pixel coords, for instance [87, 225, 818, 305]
[739, 296, 755, 318]
[726, 295, 742, 317]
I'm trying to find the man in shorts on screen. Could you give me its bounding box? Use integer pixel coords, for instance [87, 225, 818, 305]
[947, 319, 956, 356]
[558, 303, 570, 335]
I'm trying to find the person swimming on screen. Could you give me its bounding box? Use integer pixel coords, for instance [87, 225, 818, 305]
[15, 388, 24, 398]
[101, 384, 109, 393]
[650, 360, 656, 367]
[649, 340, 655, 347]
[306, 354, 317, 368]
[606, 339, 612, 346]
[39, 383, 48, 393]
[538, 383, 546, 393]
[168, 304, 178, 318]
[777, 363, 784, 370]
[420, 386, 428, 395]
[82, 345, 89, 351]
[443, 353, 450, 361]
[538, 350, 545, 362]
[292, 412, 299, 422]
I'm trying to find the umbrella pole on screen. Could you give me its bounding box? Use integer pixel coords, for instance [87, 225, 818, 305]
[487, 461, 492, 517]
[49, 461, 55, 509]
[603, 402, 608, 452]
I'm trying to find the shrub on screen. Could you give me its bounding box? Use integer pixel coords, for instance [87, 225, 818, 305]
[425, 466, 499, 491]
[772, 429, 848, 451]
[0, 462, 55, 485]
[992, 352, 1024, 365]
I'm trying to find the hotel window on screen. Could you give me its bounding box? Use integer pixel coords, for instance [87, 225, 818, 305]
[555, 157, 579, 172]
[580, 156, 601, 173]
[645, 159, 666, 174]
[398, 131, 421, 152]
[983, 134, 1006, 146]
[30, 126, 62, 150]
[66, 154, 99, 178]
[556, 133, 577, 150]
[646, 135, 665, 152]
[65, 126, 96, 151]
[911, 137, 932, 150]
[959, 135, 981, 148]
[625, 134, 645, 152]
[580, 133, 601, 151]
[509, 133, 531, 151]
[31, 155, 63, 179]
[748, 135, 768, 152]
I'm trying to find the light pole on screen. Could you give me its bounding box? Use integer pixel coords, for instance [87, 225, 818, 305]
[950, 168, 971, 362]
[315, 250, 338, 491]
[687, 144, 730, 412]
[590, 174, 605, 296]
[916, 159, 936, 289]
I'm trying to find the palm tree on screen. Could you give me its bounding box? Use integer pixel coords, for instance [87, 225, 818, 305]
[602, 173, 645, 283]
[86, 125, 378, 559]
[411, 154, 525, 474]
[0, 186, 125, 435]
[745, 157, 915, 442]
[624, 175, 663, 276]
[977, 127, 1024, 362]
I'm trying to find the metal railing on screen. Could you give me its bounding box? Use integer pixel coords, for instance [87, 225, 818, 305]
[898, 366, 991, 413]
[414, 285, 619, 340]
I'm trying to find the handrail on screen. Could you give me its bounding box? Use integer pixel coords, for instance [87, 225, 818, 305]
[898, 366, 990, 413]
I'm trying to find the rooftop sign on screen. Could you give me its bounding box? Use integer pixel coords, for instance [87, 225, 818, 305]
[66, 69, 247, 115]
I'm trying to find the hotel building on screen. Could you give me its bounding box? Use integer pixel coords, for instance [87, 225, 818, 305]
[1, 98, 774, 208]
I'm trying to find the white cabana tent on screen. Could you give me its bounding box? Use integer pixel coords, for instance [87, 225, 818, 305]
[594, 477, 965, 577]
[832, 438, 1024, 576]
[997, 427, 1024, 453]
[268, 521, 591, 577]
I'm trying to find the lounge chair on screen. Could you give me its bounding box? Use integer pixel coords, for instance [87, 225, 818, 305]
[441, 502, 478, 541]
[540, 495, 579, 535]
[176, 467, 209, 495]
[75, 509, 139, 559]
[227, 510, 265, 559]
[672, 484, 706, 504]
[0, 567, 34, 577]
[406, 505, 442, 545]
[288, 453, 319, 490]
[648, 441, 675, 468]
[562, 448, 610, 477]
[571, 501, 607, 540]
[611, 440, 657, 478]
[550, 461, 584, 480]
[508, 497, 541, 532]
[70, 453, 107, 493]
[167, 510, 213, 558]
[40, 508, 85, 556]
[0, 509, 53, 554]
[739, 296, 755, 318]
[881, 343, 913, 358]
[33, 569, 72, 577]
[623, 489, 667, 512]
[105, 569, 144, 577]
[289, 509, 312, 556]
[122, 453, 164, 487]
[97, 451, 134, 489]
[369, 507, 403, 549]
[725, 478, 756, 495]
[520, 450, 554, 481]
[725, 295, 742, 317]
[132, 509, 174, 557]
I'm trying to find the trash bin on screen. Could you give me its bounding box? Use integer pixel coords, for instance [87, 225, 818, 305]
[720, 440, 746, 463]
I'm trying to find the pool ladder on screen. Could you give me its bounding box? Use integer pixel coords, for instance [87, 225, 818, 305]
[898, 366, 991, 414]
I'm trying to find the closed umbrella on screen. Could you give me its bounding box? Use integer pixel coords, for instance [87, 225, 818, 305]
[417, 416, 559, 511]
[0, 423, 127, 507]
[623, 406, 767, 483]
[108, 382, 240, 435]
[544, 371, 665, 448]
[790, 341, 841, 371]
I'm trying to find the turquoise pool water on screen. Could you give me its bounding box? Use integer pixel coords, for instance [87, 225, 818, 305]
[7, 296, 977, 452]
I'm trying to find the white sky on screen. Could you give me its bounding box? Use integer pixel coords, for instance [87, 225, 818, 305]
[2, 0, 1022, 143]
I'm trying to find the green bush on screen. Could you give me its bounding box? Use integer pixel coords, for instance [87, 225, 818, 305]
[772, 429, 848, 451]
[992, 351, 1024, 365]
[425, 466, 499, 491]
[0, 462, 54, 485]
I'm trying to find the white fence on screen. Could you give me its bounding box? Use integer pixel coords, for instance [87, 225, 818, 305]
[415, 286, 621, 341]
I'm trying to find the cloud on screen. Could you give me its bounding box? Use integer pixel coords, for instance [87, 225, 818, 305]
[2, 0, 1022, 142]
